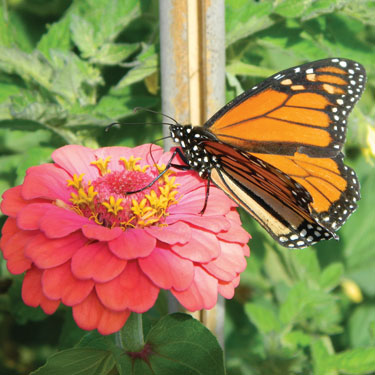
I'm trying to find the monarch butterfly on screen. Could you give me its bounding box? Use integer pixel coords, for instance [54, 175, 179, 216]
[166, 58, 366, 249]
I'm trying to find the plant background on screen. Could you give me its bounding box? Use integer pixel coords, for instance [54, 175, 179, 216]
[0, 0, 374, 374]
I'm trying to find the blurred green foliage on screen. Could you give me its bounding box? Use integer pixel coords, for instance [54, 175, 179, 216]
[0, 0, 374, 374]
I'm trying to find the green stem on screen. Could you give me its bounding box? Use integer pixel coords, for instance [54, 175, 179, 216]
[118, 313, 144, 352]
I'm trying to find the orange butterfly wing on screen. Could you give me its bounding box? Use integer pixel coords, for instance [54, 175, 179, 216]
[205, 58, 365, 157]
[201, 58, 365, 246]
[204, 141, 335, 248]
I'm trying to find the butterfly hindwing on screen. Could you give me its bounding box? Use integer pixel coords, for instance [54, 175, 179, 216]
[205, 142, 334, 248]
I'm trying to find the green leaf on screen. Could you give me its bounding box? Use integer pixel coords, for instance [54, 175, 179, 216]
[283, 330, 311, 349]
[37, 16, 72, 59]
[70, 15, 97, 59]
[274, 0, 313, 18]
[116, 45, 158, 89]
[0, 46, 53, 90]
[327, 348, 375, 374]
[349, 305, 375, 348]
[245, 303, 281, 334]
[94, 86, 158, 120]
[30, 348, 116, 375]
[226, 0, 274, 46]
[319, 263, 344, 291]
[70, 0, 140, 57]
[288, 249, 321, 284]
[144, 313, 225, 375]
[279, 282, 331, 325]
[342, 158, 375, 296]
[90, 43, 139, 65]
[49, 50, 102, 106]
[226, 61, 275, 78]
[310, 338, 332, 375]
[0, 5, 13, 47]
[343, 0, 375, 26]
[301, 0, 342, 21]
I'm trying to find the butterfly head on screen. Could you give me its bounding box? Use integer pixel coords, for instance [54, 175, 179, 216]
[170, 124, 220, 178]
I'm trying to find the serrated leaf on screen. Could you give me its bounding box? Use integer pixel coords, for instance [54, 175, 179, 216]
[0, 47, 53, 90]
[288, 249, 321, 283]
[274, 0, 313, 18]
[310, 338, 332, 375]
[49, 50, 102, 106]
[30, 348, 115, 375]
[70, 15, 97, 59]
[349, 305, 375, 348]
[245, 303, 281, 333]
[71, 0, 140, 51]
[319, 263, 344, 291]
[117, 45, 157, 89]
[326, 348, 375, 374]
[343, 0, 375, 26]
[279, 282, 331, 325]
[283, 330, 311, 349]
[226, 0, 274, 46]
[91, 43, 139, 65]
[143, 313, 225, 375]
[301, 0, 342, 21]
[37, 16, 72, 59]
[0, 5, 13, 47]
[226, 61, 275, 78]
[94, 87, 158, 120]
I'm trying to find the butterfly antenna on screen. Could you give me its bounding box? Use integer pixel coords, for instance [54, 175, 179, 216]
[134, 107, 178, 125]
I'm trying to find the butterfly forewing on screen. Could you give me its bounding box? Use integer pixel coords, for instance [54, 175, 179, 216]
[205, 58, 366, 158]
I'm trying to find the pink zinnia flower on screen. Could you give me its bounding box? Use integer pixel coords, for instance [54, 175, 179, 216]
[0, 144, 250, 335]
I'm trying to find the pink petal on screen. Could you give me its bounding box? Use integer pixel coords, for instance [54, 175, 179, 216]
[72, 291, 130, 335]
[172, 173, 207, 195]
[42, 262, 94, 306]
[0, 218, 18, 247]
[166, 214, 230, 233]
[171, 228, 220, 262]
[202, 241, 247, 281]
[22, 266, 60, 314]
[96, 261, 159, 312]
[218, 276, 240, 299]
[242, 244, 250, 257]
[22, 164, 71, 202]
[139, 246, 194, 291]
[172, 266, 218, 311]
[82, 224, 123, 242]
[39, 206, 91, 238]
[52, 145, 98, 182]
[71, 242, 127, 282]
[17, 203, 53, 230]
[226, 209, 242, 225]
[1, 229, 34, 274]
[145, 221, 191, 244]
[171, 186, 234, 216]
[108, 229, 156, 260]
[1, 186, 28, 217]
[217, 221, 250, 243]
[25, 232, 87, 269]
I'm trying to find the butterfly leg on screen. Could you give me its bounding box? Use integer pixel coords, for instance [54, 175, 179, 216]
[125, 148, 189, 194]
[199, 178, 211, 215]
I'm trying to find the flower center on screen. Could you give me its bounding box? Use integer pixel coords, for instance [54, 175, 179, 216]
[66, 156, 179, 229]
